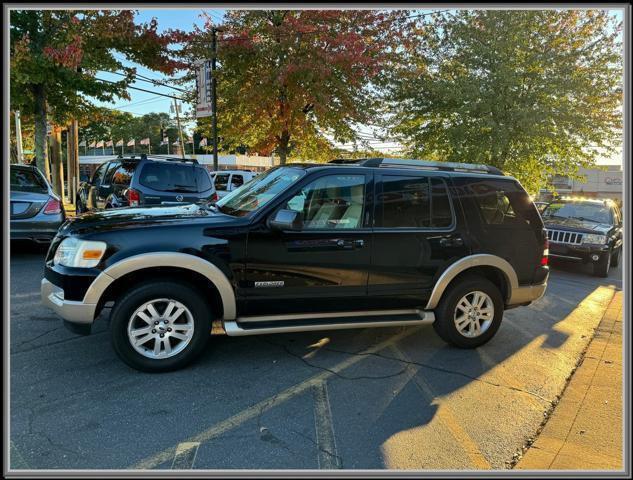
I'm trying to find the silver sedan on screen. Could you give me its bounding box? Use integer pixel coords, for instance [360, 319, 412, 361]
[10, 164, 65, 244]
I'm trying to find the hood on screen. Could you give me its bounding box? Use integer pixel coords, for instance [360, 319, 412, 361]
[543, 216, 612, 235]
[59, 203, 239, 236]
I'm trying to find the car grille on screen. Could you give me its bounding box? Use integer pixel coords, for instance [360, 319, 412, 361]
[546, 229, 584, 245]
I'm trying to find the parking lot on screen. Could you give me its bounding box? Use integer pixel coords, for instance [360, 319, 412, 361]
[9, 241, 622, 470]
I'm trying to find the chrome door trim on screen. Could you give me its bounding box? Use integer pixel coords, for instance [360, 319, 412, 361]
[237, 308, 425, 323]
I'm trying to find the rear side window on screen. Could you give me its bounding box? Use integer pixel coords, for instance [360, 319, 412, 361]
[231, 174, 244, 188]
[195, 168, 212, 191]
[467, 179, 540, 227]
[112, 163, 136, 186]
[379, 175, 453, 228]
[138, 162, 198, 192]
[103, 162, 121, 185]
[10, 167, 48, 193]
[214, 173, 230, 191]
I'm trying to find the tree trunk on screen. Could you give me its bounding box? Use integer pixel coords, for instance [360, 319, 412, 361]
[277, 130, 290, 165]
[33, 84, 51, 180]
[50, 127, 65, 199]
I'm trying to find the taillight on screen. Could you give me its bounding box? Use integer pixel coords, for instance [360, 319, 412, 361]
[126, 188, 140, 207]
[541, 238, 549, 266]
[211, 192, 218, 202]
[43, 198, 61, 215]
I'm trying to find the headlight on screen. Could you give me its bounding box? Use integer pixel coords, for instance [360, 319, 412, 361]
[53, 237, 107, 268]
[582, 234, 607, 245]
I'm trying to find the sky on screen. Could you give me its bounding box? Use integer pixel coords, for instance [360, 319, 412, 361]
[92, 8, 625, 162]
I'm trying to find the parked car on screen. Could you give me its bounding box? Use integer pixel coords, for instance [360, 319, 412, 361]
[42, 157, 549, 372]
[76, 155, 217, 213]
[541, 197, 623, 277]
[211, 170, 257, 199]
[10, 164, 65, 244]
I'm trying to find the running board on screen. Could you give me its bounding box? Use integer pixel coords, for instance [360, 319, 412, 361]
[223, 309, 435, 337]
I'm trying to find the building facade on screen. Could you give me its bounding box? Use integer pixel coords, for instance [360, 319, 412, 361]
[538, 164, 623, 202]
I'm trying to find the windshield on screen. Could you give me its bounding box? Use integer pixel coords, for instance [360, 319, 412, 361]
[542, 202, 612, 224]
[215, 167, 305, 217]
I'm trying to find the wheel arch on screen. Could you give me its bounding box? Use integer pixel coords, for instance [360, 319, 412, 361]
[425, 254, 518, 310]
[87, 252, 236, 321]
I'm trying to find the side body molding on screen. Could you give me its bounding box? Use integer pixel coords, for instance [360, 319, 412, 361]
[424, 254, 519, 310]
[89, 252, 237, 320]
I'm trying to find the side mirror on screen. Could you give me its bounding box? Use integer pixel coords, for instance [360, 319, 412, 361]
[269, 209, 303, 231]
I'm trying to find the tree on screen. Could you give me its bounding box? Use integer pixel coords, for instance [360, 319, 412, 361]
[386, 10, 623, 194]
[182, 10, 410, 164]
[10, 10, 183, 179]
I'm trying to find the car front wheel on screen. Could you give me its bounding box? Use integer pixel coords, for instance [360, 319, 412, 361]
[433, 275, 504, 348]
[593, 250, 611, 278]
[110, 281, 212, 372]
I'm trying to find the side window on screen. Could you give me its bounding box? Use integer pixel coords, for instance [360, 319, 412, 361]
[431, 178, 453, 227]
[214, 173, 230, 191]
[231, 174, 244, 189]
[91, 163, 109, 186]
[102, 162, 120, 185]
[112, 164, 136, 186]
[380, 176, 431, 228]
[283, 174, 366, 229]
[469, 180, 535, 226]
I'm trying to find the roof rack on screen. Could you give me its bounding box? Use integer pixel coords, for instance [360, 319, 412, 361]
[328, 157, 504, 175]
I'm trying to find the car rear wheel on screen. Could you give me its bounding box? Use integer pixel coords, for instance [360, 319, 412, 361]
[593, 250, 611, 277]
[433, 275, 504, 348]
[110, 281, 212, 372]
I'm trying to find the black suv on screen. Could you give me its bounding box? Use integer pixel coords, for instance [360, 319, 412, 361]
[76, 155, 217, 212]
[42, 158, 549, 372]
[541, 198, 623, 277]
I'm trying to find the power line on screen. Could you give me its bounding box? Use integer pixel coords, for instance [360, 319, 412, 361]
[99, 70, 190, 93]
[93, 77, 187, 101]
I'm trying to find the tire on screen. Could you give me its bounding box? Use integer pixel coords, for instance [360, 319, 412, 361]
[433, 275, 504, 349]
[110, 280, 212, 372]
[611, 247, 621, 268]
[593, 250, 611, 277]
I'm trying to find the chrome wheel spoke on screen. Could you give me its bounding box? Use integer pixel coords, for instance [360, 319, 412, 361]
[454, 291, 494, 338]
[128, 298, 195, 360]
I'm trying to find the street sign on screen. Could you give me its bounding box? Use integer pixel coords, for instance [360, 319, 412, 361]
[195, 60, 213, 119]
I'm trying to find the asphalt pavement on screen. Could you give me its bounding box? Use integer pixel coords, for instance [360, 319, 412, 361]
[8, 241, 622, 470]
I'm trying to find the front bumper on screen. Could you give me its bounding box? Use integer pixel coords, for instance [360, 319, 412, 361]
[549, 242, 610, 263]
[41, 278, 98, 324]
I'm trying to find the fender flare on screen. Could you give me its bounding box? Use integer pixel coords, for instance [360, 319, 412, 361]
[424, 254, 519, 310]
[84, 252, 237, 320]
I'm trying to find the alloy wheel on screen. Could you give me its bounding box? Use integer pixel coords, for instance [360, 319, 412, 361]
[453, 290, 495, 338]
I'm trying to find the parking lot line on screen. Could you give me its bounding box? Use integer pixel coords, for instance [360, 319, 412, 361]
[389, 345, 492, 469]
[312, 381, 341, 469]
[170, 442, 200, 469]
[131, 326, 423, 469]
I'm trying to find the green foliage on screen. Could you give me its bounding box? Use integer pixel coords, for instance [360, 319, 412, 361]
[386, 10, 623, 194]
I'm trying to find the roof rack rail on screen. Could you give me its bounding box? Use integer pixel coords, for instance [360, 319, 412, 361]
[328, 157, 503, 175]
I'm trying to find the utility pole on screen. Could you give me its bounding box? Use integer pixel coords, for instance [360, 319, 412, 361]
[211, 27, 221, 171]
[14, 110, 24, 163]
[173, 99, 186, 159]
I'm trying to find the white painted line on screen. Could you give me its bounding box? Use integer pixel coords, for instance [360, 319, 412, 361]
[10, 292, 40, 299]
[170, 442, 200, 469]
[312, 381, 341, 469]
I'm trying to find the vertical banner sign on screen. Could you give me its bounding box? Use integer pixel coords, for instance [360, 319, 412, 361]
[196, 60, 213, 119]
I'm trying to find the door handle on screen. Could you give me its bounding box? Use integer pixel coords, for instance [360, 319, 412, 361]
[336, 239, 364, 249]
[439, 235, 464, 247]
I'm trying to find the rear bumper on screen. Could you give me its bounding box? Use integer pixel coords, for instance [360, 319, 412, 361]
[41, 278, 98, 325]
[507, 279, 548, 307]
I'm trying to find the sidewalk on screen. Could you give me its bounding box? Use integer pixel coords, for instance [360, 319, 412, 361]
[516, 290, 623, 470]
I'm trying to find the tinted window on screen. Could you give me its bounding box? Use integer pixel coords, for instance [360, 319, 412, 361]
[231, 174, 244, 188]
[103, 162, 121, 185]
[380, 176, 430, 228]
[195, 168, 212, 191]
[138, 163, 198, 192]
[214, 173, 229, 191]
[542, 202, 613, 225]
[91, 163, 109, 185]
[10, 167, 48, 193]
[431, 178, 452, 227]
[468, 180, 539, 227]
[284, 174, 366, 229]
[112, 163, 136, 186]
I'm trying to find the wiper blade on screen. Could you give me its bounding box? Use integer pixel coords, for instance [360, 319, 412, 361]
[164, 186, 197, 193]
[570, 216, 601, 223]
